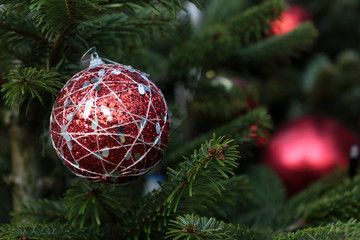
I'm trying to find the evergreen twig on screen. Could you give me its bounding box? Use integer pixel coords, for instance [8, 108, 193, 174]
[1, 67, 63, 111]
[166, 214, 269, 240]
[125, 135, 240, 239]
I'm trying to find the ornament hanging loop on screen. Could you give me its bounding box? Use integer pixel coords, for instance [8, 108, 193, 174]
[80, 47, 96, 62]
[81, 47, 105, 68]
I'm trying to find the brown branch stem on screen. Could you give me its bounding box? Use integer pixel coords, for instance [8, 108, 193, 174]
[49, 28, 70, 67]
[0, 23, 45, 42]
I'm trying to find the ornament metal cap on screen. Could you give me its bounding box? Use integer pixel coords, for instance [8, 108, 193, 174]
[89, 52, 105, 68]
[81, 47, 105, 68]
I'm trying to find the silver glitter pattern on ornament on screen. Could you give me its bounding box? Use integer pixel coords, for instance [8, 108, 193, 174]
[50, 49, 171, 183]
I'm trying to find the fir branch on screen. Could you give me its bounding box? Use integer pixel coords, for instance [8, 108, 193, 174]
[273, 219, 360, 240]
[46, 0, 75, 66]
[235, 22, 318, 67]
[274, 173, 360, 234]
[0, 223, 92, 240]
[0, 22, 45, 42]
[169, 23, 234, 78]
[166, 214, 268, 240]
[228, 0, 286, 46]
[0, 0, 32, 16]
[232, 166, 286, 229]
[187, 174, 251, 220]
[29, 0, 196, 43]
[169, 0, 287, 79]
[125, 136, 240, 239]
[306, 191, 360, 223]
[64, 0, 76, 21]
[101, 0, 202, 18]
[165, 108, 272, 167]
[0, 11, 48, 66]
[11, 198, 67, 224]
[78, 11, 174, 51]
[201, 0, 248, 27]
[275, 172, 345, 232]
[1, 67, 63, 111]
[29, 0, 106, 41]
[49, 28, 70, 67]
[304, 175, 360, 225]
[0, 5, 47, 57]
[191, 78, 258, 121]
[64, 181, 130, 230]
[202, 0, 286, 45]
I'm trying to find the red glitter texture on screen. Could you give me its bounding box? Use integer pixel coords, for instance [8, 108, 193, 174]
[50, 64, 171, 184]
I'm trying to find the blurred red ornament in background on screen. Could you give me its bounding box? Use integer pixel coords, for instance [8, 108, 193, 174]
[271, 4, 311, 35]
[262, 115, 359, 196]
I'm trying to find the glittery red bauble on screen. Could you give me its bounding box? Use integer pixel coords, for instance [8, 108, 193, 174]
[262, 115, 358, 196]
[271, 4, 311, 35]
[50, 64, 171, 184]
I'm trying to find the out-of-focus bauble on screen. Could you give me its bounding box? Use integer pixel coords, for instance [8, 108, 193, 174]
[50, 64, 171, 184]
[262, 115, 358, 196]
[271, 4, 311, 35]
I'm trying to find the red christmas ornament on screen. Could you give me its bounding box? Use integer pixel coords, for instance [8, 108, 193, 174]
[50, 53, 171, 184]
[271, 4, 311, 35]
[262, 115, 358, 196]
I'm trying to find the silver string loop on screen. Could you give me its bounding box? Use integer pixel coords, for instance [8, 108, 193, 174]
[80, 47, 148, 76]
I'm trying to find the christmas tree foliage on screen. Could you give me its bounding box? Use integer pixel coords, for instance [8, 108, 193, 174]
[1, 0, 360, 239]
